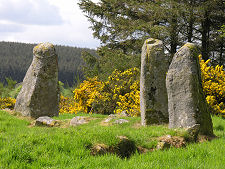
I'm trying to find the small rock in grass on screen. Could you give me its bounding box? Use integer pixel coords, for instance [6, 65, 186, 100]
[117, 135, 129, 140]
[108, 114, 117, 118]
[137, 146, 151, 154]
[70, 116, 88, 126]
[91, 144, 109, 156]
[35, 116, 58, 127]
[157, 135, 186, 149]
[117, 110, 130, 117]
[156, 141, 171, 150]
[103, 118, 113, 123]
[114, 119, 129, 124]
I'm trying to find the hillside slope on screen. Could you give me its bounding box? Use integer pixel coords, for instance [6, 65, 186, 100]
[0, 41, 96, 86]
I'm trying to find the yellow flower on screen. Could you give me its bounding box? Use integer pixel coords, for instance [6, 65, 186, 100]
[199, 55, 225, 117]
[0, 97, 16, 110]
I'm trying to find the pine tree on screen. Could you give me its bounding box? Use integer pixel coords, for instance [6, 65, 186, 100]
[79, 0, 224, 65]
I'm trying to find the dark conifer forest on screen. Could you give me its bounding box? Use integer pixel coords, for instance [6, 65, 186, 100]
[0, 41, 96, 86]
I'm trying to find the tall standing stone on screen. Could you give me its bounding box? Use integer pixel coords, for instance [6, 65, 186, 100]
[140, 38, 168, 125]
[166, 43, 213, 135]
[14, 42, 59, 118]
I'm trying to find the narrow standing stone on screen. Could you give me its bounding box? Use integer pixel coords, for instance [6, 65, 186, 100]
[14, 42, 59, 118]
[166, 43, 213, 135]
[140, 38, 168, 125]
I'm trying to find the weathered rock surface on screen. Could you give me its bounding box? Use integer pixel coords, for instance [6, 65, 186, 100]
[103, 118, 114, 123]
[14, 43, 59, 118]
[35, 116, 59, 127]
[156, 141, 171, 150]
[166, 43, 213, 136]
[70, 116, 89, 126]
[140, 38, 169, 125]
[114, 119, 129, 124]
[108, 114, 117, 118]
[90, 144, 109, 156]
[117, 110, 130, 117]
[101, 113, 130, 125]
[157, 135, 186, 150]
[186, 124, 200, 142]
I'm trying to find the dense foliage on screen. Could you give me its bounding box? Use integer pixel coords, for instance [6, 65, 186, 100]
[0, 41, 96, 86]
[82, 47, 140, 81]
[0, 78, 20, 110]
[74, 68, 140, 116]
[219, 25, 225, 38]
[0, 97, 16, 110]
[60, 68, 140, 116]
[0, 77, 20, 98]
[59, 95, 76, 114]
[79, 0, 224, 67]
[199, 55, 225, 118]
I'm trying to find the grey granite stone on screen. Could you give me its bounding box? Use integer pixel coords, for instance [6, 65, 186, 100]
[166, 43, 213, 136]
[70, 116, 88, 126]
[15, 43, 59, 118]
[140, 38, 169, 125]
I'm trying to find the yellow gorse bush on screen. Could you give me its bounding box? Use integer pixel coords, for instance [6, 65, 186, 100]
[199, 55, 225, 117]
[59, 95, 76, 114]
[73, 77, 105, 114]
[0, 97, 16, 110]
[107, 68, 140, 116]
[69, 68, 140, 116]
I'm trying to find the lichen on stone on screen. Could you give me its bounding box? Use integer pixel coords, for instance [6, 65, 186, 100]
[145, 38, 163, 60]
[166, 42, 213, 136]
[140, 38, 168, 126]
[33, 42, 55, 57]
[14, 42, 59, 118]
[183, 42, 195, 49]
[182, 42, 199, 55]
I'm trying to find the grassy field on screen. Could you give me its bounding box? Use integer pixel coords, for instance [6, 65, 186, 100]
[0, 110, 224, 169]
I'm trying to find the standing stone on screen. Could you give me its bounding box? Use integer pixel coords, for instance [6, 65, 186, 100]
[14, 42, 59, 118]
[166, 43, 213, 135]
[140, 38, 168, 125]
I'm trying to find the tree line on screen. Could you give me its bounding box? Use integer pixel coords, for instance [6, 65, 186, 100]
[0, 41, 96, 86]
[78, 0, 224, 80]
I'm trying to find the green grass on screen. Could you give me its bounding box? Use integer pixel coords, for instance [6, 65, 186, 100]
[0, 111, 224, 169]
